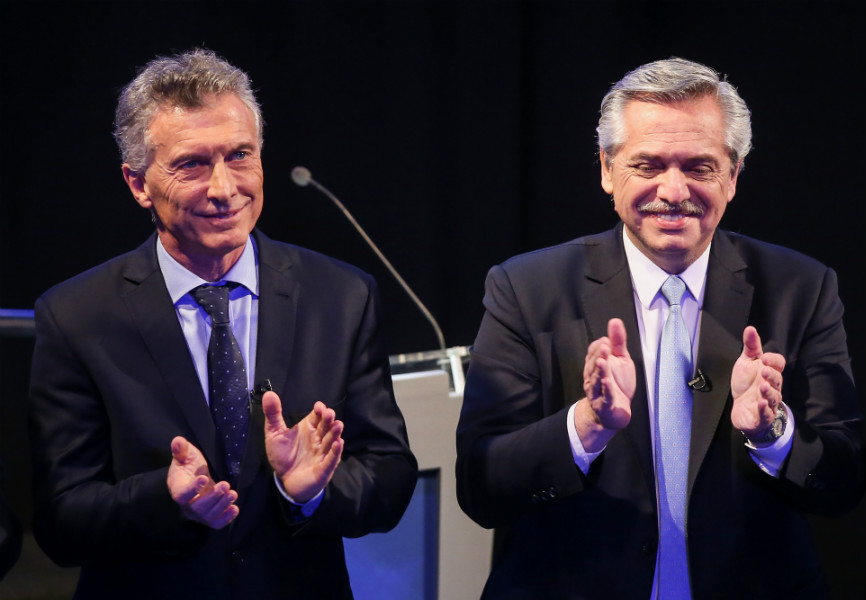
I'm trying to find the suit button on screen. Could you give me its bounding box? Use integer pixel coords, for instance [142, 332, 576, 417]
[546, 486, 558, 499]
[530, 493, 541, 504]
[231, 550, 244, 565]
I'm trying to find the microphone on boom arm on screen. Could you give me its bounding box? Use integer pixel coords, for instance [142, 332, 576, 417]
[290, 165, 451, 357]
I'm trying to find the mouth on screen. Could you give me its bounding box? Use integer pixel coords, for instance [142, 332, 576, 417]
[654, 212, 688, 221]
[208, 210, 240, 220]
[198, 202, 249, 222]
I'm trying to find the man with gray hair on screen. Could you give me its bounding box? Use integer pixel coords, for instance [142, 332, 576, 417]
[29, 49, 417, 598]
[457, 57, 862, 598]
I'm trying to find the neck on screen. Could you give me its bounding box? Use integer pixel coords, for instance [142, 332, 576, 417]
[158, 237, 245, 282]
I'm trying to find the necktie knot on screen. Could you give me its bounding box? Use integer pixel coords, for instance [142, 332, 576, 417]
[191, 284, 237, 325]
[661, 275, 686, 307]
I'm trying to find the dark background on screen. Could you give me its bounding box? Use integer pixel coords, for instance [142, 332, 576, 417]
[1, 0, 863, 597]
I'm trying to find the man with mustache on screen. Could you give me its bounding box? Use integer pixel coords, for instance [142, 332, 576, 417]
[28, 49, 417, 598]
[456, 58, 863, 598]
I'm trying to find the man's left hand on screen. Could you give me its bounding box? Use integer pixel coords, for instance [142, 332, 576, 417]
[262, 391, 344, 504]
[730, 326, 786, 436]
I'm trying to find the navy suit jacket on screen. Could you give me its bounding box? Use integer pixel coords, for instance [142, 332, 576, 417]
[456, 224, 863, 599]
[29, 230, 418, 599]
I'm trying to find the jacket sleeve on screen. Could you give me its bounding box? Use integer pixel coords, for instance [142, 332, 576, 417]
[456, 264, 586, 529]
[28, 296, 206, 567]
[293, 275, 418, 538]
[773, 266, 864, 513]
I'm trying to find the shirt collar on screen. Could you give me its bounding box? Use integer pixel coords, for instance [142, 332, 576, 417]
[622, 229, 710, 308]
[156, 235, 259, 304]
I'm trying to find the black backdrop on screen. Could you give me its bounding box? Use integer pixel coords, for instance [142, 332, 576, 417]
[1, 0, 864, 596]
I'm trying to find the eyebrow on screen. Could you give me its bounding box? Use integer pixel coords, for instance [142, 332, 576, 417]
[626, 152, 722, 168]
[169, 142, 258, 166]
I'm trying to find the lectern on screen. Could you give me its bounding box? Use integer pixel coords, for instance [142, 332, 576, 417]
[344, 368, 493, 600]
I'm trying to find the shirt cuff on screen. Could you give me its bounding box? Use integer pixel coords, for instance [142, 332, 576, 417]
[273, 472, 325, 518]
[745, 404, 795, 477]
[567, 402, 605, 475]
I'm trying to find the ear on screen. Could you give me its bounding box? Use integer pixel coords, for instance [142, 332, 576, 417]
[727, 161, 742, 202]
[122, 164, 153, 210]
[600, 150, 614, 195]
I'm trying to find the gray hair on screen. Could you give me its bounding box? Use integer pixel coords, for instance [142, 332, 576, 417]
[114, 48, 263, 172]
[597, 57, 751, 172]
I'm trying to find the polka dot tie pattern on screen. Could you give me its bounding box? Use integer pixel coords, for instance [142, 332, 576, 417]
[191, 284, 249, 481]
[655, 275, 693, 599]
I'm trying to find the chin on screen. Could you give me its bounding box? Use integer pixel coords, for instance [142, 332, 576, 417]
[201, 231, 250, 253]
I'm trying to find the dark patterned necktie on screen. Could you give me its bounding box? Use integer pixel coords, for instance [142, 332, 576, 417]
[655, 275, 693, 598]
[191, 283, 249, 480]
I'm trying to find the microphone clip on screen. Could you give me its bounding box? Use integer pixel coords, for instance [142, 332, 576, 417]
[688, 369, 712, 392]
[249, 379, 273, 406]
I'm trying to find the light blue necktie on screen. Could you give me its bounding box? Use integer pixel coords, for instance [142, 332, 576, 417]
[656, 275, 693, 599]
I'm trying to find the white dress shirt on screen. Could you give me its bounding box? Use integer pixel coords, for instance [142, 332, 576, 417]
[157, 235, 322, 515]
[567, 233, 794, 475]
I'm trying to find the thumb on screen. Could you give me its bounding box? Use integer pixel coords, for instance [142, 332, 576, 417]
[262, 391, 287, 433]
[607, 318, 629, 357]
[171, 436, 192, 463]
[741, 326, 763, 360]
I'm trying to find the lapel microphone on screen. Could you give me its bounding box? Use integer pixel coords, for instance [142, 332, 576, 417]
[249, 379, 273, 406]
[688, 369, 712, 392]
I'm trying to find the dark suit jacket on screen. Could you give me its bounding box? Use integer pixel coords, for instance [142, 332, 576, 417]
[456, 224, 863, 599]
[29, 230, 418, 599]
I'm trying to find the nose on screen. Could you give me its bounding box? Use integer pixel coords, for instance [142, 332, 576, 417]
[207, 161, 238, 203]
[657, 168, 690, 204]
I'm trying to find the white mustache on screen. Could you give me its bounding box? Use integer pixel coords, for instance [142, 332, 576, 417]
[638, 200, 704, 216]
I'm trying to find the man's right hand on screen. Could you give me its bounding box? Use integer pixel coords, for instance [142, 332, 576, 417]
[167, 436, 239, 530]
[576, 318, 636, 452]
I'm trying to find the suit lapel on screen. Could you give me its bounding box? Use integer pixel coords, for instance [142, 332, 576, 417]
[120, 236, 224, 474]
[687, 231, 752, 495]
[237, 231, 299, 492]
[581, 226, 656, 500]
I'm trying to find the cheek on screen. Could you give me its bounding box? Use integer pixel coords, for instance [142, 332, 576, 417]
[156, 181, 204, 212]
[238, 168, 264, 192]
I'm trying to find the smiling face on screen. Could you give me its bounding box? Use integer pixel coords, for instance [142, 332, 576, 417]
[122, 93, 264, 281]
[601, 95, 739, 274]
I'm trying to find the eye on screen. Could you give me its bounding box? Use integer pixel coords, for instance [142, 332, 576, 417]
[229, 151, 248, 161]
[689, 165, 716, 180]
[180, 160, 204, 170]
[632, 163, 661, 177]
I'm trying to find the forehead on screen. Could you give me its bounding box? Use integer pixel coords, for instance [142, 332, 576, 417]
[619, 96, 728, 158]
[147, 94, 258, 148]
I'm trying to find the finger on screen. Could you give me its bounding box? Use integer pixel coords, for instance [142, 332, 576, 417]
[741, 326, 762, 359]
[596, 358, 614, 401]
[210, 504, 241, 530]
[585, 353, 607, 397]
[761, 366, 783, 391]
[584, 338, 610, 378]
[316, 407, 337, 438]
[190, 481, 234, 515]
[761, 351, 786, 373]
[607, 318, 629, 357]
[319, 419, 345, 450]
[759, 382, 782, 411]
[203, 487, 239, 522]
[321, 437, 344, 474]
[262, 391, 287, 434]
[173, 474, 210, 505]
